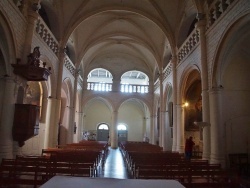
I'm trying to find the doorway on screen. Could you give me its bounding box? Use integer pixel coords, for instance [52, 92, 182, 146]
[97, 123, 109, 141]
[117, 124, 128, 142]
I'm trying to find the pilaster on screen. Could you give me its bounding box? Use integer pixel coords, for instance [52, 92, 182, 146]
[209, 87, 226, 166]
[176, 104, 185, 153]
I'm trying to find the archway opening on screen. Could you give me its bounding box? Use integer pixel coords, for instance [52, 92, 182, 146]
[97, 123, 110, 141]
[120, 70, 149, 93]
[117, 123, 127, 142]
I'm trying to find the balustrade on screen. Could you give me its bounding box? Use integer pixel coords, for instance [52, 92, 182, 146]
[121, 84, 148, 93]
[154, 80, 160, 91]
[177, 0, 235, 64]
[87, 82, 112, 92]
[35, 17, 59, 54]
[177, 29, 200, 63]
[86, 82, 148, 93]
[163, 63, 173, 80]
[78, 76, 83, 88]
[207, 0, 236, 29]
[64, 56, 75, 76]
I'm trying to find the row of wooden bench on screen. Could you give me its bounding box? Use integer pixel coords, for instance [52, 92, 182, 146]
[120, 141, 240, 188]
[0, 155, 94, 187]
[0, 141, 109, 187]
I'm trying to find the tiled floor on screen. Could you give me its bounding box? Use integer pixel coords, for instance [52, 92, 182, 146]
[99, 147, 128, 179]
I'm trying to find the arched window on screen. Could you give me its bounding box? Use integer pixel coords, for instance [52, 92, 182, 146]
[87, 68, 113, 92]
[117, 124, 127, 130]
[98, 123, 109, 130]
[120, 70, 149, 93]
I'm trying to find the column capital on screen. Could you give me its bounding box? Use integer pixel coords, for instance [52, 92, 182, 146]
[195, 19, 206, 30]
[170, 55, 177, 63]
[209, 86, 224, 93]
[57, 47, 67, 58]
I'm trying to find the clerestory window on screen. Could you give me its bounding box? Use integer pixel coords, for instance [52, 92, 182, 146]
[87, 68, 113, 92]
[121, 70, 149, 93]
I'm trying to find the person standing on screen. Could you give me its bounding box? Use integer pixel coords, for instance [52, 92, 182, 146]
[185, 136, 195, 160]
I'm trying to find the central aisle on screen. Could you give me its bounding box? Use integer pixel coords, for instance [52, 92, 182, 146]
[102, 147, 128, 179]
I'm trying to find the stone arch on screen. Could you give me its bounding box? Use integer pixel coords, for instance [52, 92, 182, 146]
[179, 64, 201, 104]
[211, 12, 250, 154]
[212, 12, 250, 88]
[118, 98, 150, 142]
[83, 96, 114, 114]
[82, 97, 113, 142]
[0, 10, 17, 75]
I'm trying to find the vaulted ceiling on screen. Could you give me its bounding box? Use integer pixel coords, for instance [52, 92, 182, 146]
[40, 0, 200, 82]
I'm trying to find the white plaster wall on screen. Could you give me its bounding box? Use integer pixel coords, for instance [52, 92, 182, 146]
[84, 101, 112, 131]
[222, 49, 250, 154]
[18, 123, 45, 155]
[118, 102, 144, 141]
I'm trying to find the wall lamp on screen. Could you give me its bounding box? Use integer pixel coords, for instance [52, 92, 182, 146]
[182, 102, 189, 107]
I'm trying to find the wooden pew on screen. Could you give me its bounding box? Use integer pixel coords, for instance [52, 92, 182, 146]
[0, 153, 95, 187]
[0, 157, 48, 187]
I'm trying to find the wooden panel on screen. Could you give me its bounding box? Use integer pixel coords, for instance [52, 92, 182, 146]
[12, 104, 40, 147]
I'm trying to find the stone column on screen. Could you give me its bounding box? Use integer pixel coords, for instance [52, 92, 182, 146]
[44, 97, 57, 148]
[159, 72, 164, 147]
[154, 114, 158, 145]
[176, 104, 185, 153]
[142, 117, 146, 141]
[82, 75, 88, 91]
[162, 111, 168, 151]
[209, 87, 225, 166]
[148, 80, 154, 94]
[196, 16, 211, 160]
[111, 110, 118, 149]
[112, 79, 120, 92]
[0, 77, 16, 159]
[68, 71, 79, 143]
[52, 48, 66, 147]
[76, 111, 84, 142]
[165, 110, 172, 151]
[150, 115, 155, 144]
[66, 106, 74, 144]
[171, 57, 178, 151]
